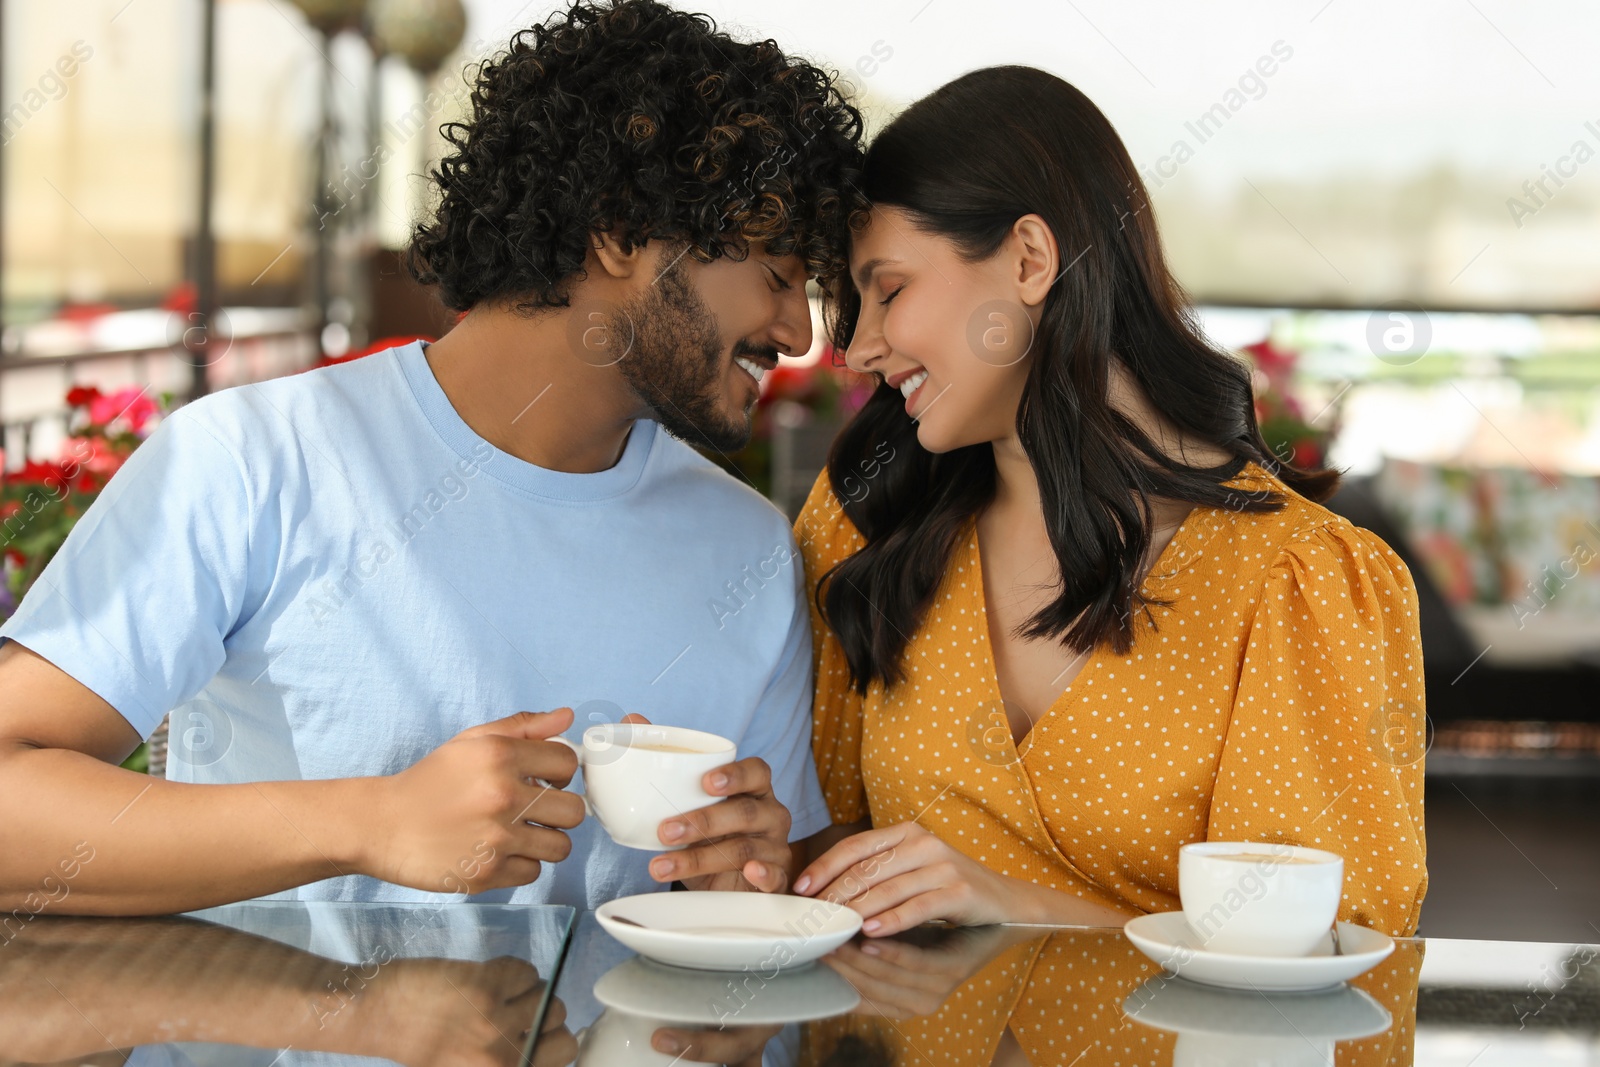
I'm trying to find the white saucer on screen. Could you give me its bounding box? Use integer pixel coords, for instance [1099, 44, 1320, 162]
[593, 955, 861, 1025]
[1123, 912, 1394, 992]
[1122, 974, 1392, 1039]
[596, 892, 862, 972]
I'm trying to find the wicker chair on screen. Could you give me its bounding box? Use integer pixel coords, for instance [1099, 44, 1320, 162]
[146, 713, 171, 778]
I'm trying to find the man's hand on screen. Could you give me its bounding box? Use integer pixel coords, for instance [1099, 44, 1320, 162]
[649, 1022, 782, 1065]
[360, 709, 586, 895]
[619, 715, 793, 893]
[364, 955, 557, 1067]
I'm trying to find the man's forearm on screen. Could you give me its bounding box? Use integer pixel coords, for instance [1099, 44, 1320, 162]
[0, 918, 373, 1058]
[0, 743, 372, 915]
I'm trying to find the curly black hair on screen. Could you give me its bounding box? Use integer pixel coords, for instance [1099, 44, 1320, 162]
[407, 0, 869, 312]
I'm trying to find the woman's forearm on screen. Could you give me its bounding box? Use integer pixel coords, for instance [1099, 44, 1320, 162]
[1011, 878, 1138, 927]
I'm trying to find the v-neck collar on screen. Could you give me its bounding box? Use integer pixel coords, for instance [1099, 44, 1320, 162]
[968, 480, 1223, 755]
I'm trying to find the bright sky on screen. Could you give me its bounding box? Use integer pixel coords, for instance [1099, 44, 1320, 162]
[465, 0, 1600, 190]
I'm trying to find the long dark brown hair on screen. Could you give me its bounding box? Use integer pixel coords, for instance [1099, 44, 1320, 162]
[818, 66, 1338, 694]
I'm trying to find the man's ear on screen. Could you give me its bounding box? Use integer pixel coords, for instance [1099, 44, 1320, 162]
[590, 229, 650, 281]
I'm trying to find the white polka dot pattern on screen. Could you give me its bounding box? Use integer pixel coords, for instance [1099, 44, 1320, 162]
[800, 929, 1425, 1066]
[795, 463, 1428, 939]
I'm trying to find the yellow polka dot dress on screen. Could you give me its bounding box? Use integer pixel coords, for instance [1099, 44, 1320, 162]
[801, 928, 1423, 1066]
[795, 462, 1427, 937]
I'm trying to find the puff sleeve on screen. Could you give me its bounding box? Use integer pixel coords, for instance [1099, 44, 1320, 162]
[1208, 519, 1428, 936]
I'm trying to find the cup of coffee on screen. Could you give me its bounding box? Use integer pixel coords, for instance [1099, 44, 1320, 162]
[576, 1009, 678, 1066]
[550, 723, 736, 852]
[1178, 842, 1343, 957]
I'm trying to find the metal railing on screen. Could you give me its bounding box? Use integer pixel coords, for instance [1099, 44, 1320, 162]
[0, 327, 317, 469]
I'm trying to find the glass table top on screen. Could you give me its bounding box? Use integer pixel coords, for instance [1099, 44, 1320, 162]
[2, 900, 1595, 1065]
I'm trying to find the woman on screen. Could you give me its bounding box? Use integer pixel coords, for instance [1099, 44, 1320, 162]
[791, 66, 1426, 939]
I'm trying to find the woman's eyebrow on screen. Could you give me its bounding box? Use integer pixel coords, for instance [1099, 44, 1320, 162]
[852, 257, 898, 291]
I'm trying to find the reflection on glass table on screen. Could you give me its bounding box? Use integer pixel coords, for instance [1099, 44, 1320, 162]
[539, 916, 1600, 1066]
[0, 901, 574, 1067]
[4, 904, 1594, 1066]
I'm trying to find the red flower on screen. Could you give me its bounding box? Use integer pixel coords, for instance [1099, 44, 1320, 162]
[161, 281, 197, 315]
[311, 334, 436, 370]
[1291, 440, 1322, 469]
[8, 460, 69, 487]
[66, 385, 102, 407]
[1242, 339, 1298, 377]
[3, 548, 25, 568]
[758, 364, 817, 406]
[58, 302, 119, 323]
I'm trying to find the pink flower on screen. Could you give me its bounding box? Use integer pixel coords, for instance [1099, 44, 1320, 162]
[61, 437, 127, 479]
[87, 387, 159, 433]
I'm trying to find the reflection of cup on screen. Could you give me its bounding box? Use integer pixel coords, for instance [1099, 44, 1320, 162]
[550, 724, 736, 852]
[593, 954, 860, 1025]
[1178, 842, 1342, 957]
[576, 1009, 677, 1067]
[1123, 974, 1391, 1067]
[1174, 1032, 1332, 1067]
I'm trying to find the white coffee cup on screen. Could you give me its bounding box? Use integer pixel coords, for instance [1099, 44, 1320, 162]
[549, 723, 736, 852]
[1178, 842, 1343, 957]
[1175, 1033, 1333, 1067]
[576, 1009, 678, 1067]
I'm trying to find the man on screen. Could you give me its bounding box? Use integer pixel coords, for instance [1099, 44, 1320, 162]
[0, 0, 866, 913]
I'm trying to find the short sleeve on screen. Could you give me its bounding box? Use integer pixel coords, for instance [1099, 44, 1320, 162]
[793, 471, 870, 826]
[0, 405, 258, 739]
[1209, 519, 1428, 937]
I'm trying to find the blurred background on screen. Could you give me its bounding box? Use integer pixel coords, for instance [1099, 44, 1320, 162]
[1, 0, 1597, 957]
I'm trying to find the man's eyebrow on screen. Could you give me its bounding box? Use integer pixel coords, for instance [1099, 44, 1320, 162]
[852, 257, 897, 290]
[764, 254, 807, 289]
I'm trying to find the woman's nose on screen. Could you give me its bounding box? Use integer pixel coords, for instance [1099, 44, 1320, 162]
[844, 327, 886, 375]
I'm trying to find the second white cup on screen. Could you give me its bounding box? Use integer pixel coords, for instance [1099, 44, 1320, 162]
[550, 723, 736, 852]
[1178, 841, 1343, 957]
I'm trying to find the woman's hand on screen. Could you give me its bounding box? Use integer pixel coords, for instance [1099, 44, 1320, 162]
[796, 823, 1136, 935]
[793, 822, 1036, 936]
[822, 925, 1032, 1019]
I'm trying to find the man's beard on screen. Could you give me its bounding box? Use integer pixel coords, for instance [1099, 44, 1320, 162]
[611, 256, 768, 454]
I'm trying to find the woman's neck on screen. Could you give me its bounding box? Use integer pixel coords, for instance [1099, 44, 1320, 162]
[988, 361, 1229, 527]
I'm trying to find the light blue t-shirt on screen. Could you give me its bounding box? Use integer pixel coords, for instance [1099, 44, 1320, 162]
[1, 342, 828, 907]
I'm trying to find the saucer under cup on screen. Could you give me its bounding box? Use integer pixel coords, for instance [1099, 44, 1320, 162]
[1123, 912, 1394, 992]
[1179, 842, 1343, 957]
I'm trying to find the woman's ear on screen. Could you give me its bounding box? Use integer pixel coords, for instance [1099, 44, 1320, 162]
[1012, 214, 1059, 308]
